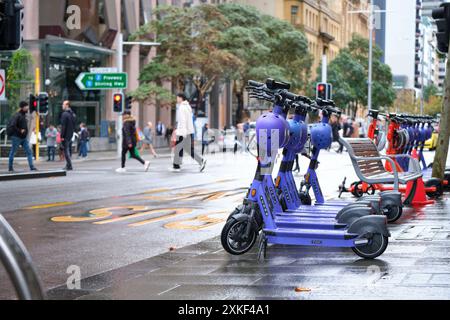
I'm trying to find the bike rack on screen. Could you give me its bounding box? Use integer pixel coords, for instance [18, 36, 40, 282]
[0, 214, 45, 300]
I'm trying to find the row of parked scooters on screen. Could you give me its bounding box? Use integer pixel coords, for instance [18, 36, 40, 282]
[339, 110, 449, 201]
[220, 78, 441, 260]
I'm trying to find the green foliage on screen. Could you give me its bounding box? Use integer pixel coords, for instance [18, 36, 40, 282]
[131, 3, 312, 116]
[324, 34, 396, 115]
[423, 83, 440, 103]
[6, 48, 34, 112]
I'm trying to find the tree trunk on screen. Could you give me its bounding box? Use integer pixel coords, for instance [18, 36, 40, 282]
[432, 49, 450, 179]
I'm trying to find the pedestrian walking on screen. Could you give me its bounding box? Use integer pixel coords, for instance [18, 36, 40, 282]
[6, 101, 38, 172]
[201, 123, 210, 155]
[116, 111, 150, 173]
[60, 100, 76, 171]
[140, 122, 158, 158]
[56, 126, 65, 162]
[45, 124, 58, 162]
[78, 123, 90, 159]
[170, 93, 206, 173]
[331, 115, 344, 153]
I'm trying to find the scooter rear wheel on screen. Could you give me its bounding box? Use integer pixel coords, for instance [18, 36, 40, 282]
[425, 179, 444, 199]
[299, 192, 312, 205]
[384, 205, 402, 223]
[221, 218, 258, 255]
[352, 233, 388, 259]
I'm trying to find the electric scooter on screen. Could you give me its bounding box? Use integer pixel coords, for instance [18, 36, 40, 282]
[221, 79, 390, 259]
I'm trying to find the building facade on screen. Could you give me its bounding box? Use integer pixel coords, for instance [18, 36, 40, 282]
[278, 0, 371, 76]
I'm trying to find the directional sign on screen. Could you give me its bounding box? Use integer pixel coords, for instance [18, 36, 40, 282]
[0, 69, 6, 101]
[75, 72, 128, 90]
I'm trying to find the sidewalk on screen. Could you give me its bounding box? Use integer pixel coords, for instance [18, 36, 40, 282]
[46, 193, 450, 300]
[0, 147, 173, 173]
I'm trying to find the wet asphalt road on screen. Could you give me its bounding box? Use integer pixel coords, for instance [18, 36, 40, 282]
[1, 148, 449, 300]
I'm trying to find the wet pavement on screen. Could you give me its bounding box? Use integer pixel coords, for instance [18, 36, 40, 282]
[1, 148, 449, 300]
[45, 195, 450, 300]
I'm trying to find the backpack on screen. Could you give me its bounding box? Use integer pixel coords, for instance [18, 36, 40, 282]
[6, 114, 18, 137]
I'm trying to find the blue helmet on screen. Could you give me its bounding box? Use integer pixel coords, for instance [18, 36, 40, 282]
[256, 112, 290, 153]
[310, 123, 332, 150]
[285, 119, 302, 150]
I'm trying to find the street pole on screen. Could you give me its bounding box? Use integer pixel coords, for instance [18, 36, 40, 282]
[368, 3, 374, 113]
[322, 55, 327, 83]
[116, 33, 123, 159]
[35, 68, 40, 161]
[432, 43, 450, 180]
[420, 31, 425, 116]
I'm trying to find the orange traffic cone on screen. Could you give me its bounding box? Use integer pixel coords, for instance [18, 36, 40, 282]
[405, 149, 434, 206]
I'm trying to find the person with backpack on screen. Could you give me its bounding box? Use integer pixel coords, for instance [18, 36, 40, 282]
[78, 123, 90, 159]
[7, 101, 38, 172]
[60, 100, 76, 171]
[116, 111, 150, 173]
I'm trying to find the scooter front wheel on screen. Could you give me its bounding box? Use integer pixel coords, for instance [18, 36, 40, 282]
[221, 218, 258, 255]
[352, 233, 388, 259]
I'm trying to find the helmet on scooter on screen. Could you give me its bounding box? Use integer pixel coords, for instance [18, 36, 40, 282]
[285, 119, 303, 150]
[310, 123, 332, 150]
[256, 112, 290, 153]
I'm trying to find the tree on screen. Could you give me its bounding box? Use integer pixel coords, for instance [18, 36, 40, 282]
[423, 83, 440, 103]
[130, 4, 242, 113]
[216, 3, 312, 121]
[425, 96, 443, 116]
[6, 48, 34, 113]
[131, 3, 312, 122]
[324, 34, 396, 116]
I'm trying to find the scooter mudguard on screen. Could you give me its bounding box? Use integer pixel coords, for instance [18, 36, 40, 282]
[232, 213, 261, 231]
[378, 191, 402, 210]
[347, 215, 391, 238]
[336, 206, 374, 225]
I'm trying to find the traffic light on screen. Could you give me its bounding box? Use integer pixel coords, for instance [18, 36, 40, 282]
[316, 83, 332, 100]
[432, 3, 450, 54]
[125, 96, 133, 110]
[29, 94, 37, 113]
[113, 92, 124, 113]
[38, 92, 49, 115]
[0, 0, 24, 51]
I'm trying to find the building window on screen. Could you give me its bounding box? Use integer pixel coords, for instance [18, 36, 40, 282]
[291, 5, 299, 25]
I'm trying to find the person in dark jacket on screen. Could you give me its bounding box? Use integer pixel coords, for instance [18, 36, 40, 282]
[7, 101, 37, 172]
[331, 115, 344, 153]
[116, 111, 150, 173]
[60, 100, 76, 171]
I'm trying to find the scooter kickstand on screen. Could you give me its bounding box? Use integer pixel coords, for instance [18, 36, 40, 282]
[257, 233, 268, 262]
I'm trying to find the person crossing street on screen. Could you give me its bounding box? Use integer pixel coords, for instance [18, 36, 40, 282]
[7, 101, 38, 173]
[170, 93, 207, 173]
[116, 111, 150, 173]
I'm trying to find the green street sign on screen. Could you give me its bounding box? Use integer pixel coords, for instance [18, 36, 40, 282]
[75, 72, 128, 90]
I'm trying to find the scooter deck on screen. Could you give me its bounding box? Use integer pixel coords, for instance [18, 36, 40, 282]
[275, 217, 347, 230]
[264, 227, 361, 248]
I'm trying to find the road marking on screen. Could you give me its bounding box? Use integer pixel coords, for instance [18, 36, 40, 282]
[128, 208, 194, 227]
[94, 208, 192, 225]
[51, 206, 148, 223]
[164, 212, 227, 230]
[25, 202, 75, 210]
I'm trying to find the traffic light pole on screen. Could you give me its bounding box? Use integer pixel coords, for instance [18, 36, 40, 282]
[368, 3, 374, 113]
[34, 68, 40, 161]
[116, 33, 123, 159]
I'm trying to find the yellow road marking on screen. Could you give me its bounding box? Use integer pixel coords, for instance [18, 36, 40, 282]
[143, 188, 170, 195]
[128, 208, 194, 227]
[51, 206, 148, 223]
[26, 202, 75, 210]
[164, 212, 227, 230]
